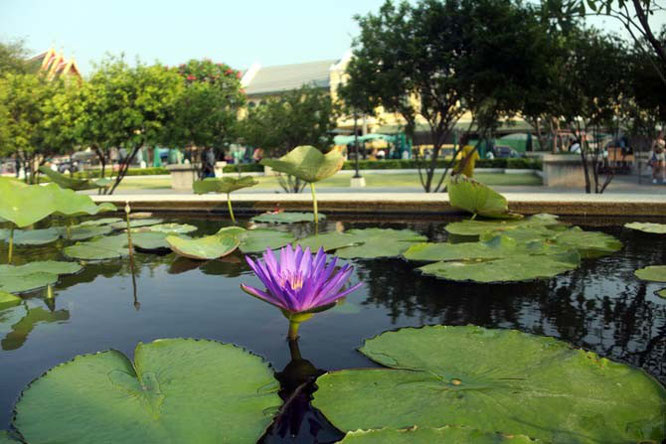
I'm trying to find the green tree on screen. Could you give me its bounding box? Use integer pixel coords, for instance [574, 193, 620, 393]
[240, 85, 338, 192]
[0, 39, 29, 75]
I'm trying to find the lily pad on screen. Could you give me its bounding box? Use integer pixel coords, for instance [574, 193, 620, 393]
[624, 222, 666, 234]
[251, 212, 325, 224]
[340, 426, 538, 443]
[193, 176, 258, 194]
[0, 430, 20, 443]
[66, 224, 114, 241]
[404, 235, 523, 262]
[0, 227, 61, 246]
[313, 325, 666, 443]
[63, 235, 128, 261]
[445, 214, 560, 237]
[79, 217, 123, 227]
[0, 178, 56, 227]
[0, 292, 21, 310]
[334, 229, 427, 259]
[635, 265, 666, 282]
[261, 145, 344, 183]
[131, 232, 171, 252]
[657, 288, 666, 299]
[235, 228, 295, 253]
[166, 233, 239, 260]
[46, 184, 115, 217]
[111, 218, 164, 230]
[552, 227, 622, 259]
[143, 223, 198, 234]
[13, 338, 281, 443]
[418, 250, 580, 283]
[448, 175, 518, 219]
[0, 261, 82, 293]
[294, 232, 359, 252]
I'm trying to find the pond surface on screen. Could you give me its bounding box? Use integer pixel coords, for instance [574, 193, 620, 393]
[1, 214, 665, 443]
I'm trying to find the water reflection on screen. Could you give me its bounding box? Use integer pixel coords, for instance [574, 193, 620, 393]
[262, 339, 343, 444]
[0, 302, 70, 351]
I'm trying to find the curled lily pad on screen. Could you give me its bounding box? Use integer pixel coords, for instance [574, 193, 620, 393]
[0, 228, 61, 246]
[143, 223, 198, 234]
[418, 249, 580, 283]
[63, 235, 128, 261]
[111, 218, 164, 230]
[131, 232, 170, 252]
[445, 214, 559, 237]
[38, 166, 110, 191]
[251, 212, 325, 224]
[448, 175, 519, 219]
[261, 145, 344, 183]
[193, 176, 258, 194]
[624, 222, 666, 234]
[166, 233, 239, 260]
[334, 229, 427, 259]
[13, 338, 281, 443]
[340, 426, 538, 443]
[552, 227, 622, 259]
[0, 292, 21, 310]
[0, 178, 56, 227]
[635, 265, 666, 282]
[295, 232, 359, 252]
[0, 261, 82, 293]
[313, 325, 666, 443]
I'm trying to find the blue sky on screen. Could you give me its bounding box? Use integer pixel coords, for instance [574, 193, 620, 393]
[1, 0, 662, 76]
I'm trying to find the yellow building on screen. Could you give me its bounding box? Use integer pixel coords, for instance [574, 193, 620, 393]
[26, 47, 82, 82]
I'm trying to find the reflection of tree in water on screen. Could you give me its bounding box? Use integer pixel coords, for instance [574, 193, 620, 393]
[0, 304, 70, 351]
[261, 339, 343, 444]
[354, 237, 666, 384]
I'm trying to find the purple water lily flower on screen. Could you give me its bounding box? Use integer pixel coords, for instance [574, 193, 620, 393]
[241, 245, 362, 338]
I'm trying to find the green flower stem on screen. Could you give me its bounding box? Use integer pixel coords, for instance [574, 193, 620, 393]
[287, 321, 301, 340]
[226, 193, 236, 224]
[310, 183, 318, 225]
[7, 226, 14, 264]
[46, 284, 54, 299]
[124, 202, 136, 266]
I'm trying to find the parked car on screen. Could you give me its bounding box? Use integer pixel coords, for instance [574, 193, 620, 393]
[492, 145, 521, 158]
[57, 160, 82, 174]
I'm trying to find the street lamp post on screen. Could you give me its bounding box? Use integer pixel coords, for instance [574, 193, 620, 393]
[350, 111, 366, 188]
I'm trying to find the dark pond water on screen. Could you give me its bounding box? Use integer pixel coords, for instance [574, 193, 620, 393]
[1, 214, 665, 443]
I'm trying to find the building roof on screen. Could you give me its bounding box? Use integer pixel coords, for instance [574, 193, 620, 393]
[27, 48, 82, 81]
[244, 59, 337, 96]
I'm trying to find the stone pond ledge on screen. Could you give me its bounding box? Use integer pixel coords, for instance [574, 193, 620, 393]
[92, 192, 666, 217]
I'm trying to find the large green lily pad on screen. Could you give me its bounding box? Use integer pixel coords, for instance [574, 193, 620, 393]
[251, 212, 325, 224]
[445, 214, 560, 237]
[79, 217, 123, 227]
[111, 218, 164, 230]
[232, 228, 295, 253]
[13, 338, 281, 443]
[624, 222, 666, 234]
[635, 265, 666, 282]
[340, 426, 538, 443]
[0, 178, 56, 228]
[313, 325, 666, 443]
[418, 250, 580, 283]
[166, 233, 239, 260]
[0, 261, 82, 293]
[131, 232, 171, 252]
[294, 232, 359, 252]
[404, 236, 524, 262]
[143, 223, 198, 234]
[63, 235, 129, 261]
[0, 292, 21, 310]
[66, 224, 114, 241]
[448, 175, 518, 219]
[261, 145, 344, 183]
[334, 229, 427, 259]
[552, 227, 622, 259]
[193, 176, 259, 194]
[46, 184, 115, 217]
[0, 227, 61, 246]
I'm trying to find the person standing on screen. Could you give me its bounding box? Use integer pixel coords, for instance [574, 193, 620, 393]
[648, 138, 666, 184]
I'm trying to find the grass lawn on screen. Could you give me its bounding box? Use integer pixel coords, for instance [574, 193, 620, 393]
[114, 171, 542, 191]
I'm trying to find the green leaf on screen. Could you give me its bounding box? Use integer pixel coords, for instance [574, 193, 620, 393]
[445, 214, 560, 237]
[67, 224, 114, 241]
[111, 218, 164, 230]
[448, 175, 518, 219]
[251, 212, 325, 224]
[143, 223, 198, 234]
[334, 228, 427, 259]
[657, 288, 666, 299]
[79, 217, 123, 227]
[1, 227, 61, 246]
[193, 176, 258, 194]
[14, 338, 281, 443]
[166, 233, 239, 260]
[0, 292, 21, 310]
[404, 235, 522, 262]
[63, 234, 129, 261]
[235, 228, 295, 253]
[552, 227, 622, 258]
[295, 232, 359, 252]
[38, 166, 109, 191]
[340, 426, 539, 443]
[0, 261, 83, 293]
[635, 265, 666, 282]
[624, 222, 666, 234]
[418, 250, 580, 282]
[0, 178, 56, 228]
[45, 184, 115, 217]
[312, 325, 666, 443]
[260, 145, 344, 183]
[131, 232, 170, 252]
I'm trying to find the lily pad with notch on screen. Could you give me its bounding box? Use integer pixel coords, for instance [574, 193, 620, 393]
[312, 325, 666, 443]
[63, 235, 129, 261]
[13, 338, 281, 443]
[334, 228, 428, 259]
[166, 233, 239, 260]
[294, 232, 359, 252]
